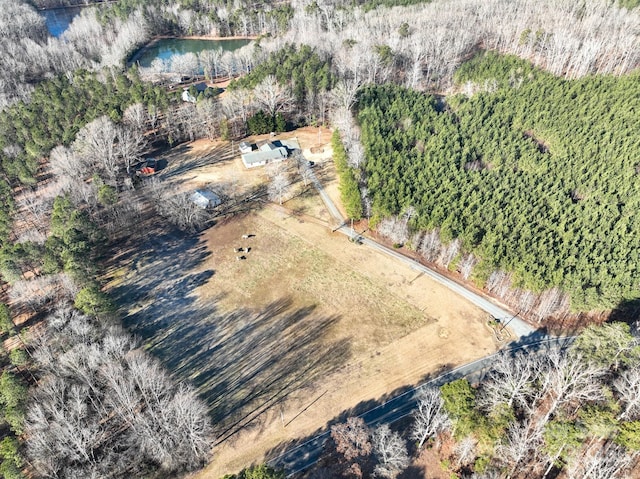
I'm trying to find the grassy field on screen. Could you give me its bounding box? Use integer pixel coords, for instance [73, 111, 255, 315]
[105, 127, 499, 477]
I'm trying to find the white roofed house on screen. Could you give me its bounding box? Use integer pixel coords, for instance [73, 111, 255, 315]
[241, 145, 288, 168]
[190, 189, 221, 209]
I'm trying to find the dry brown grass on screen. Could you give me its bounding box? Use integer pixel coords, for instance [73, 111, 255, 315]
[106, 127, 499, 478]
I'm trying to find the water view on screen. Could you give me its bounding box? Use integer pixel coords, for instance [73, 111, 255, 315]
[133, 38, 252, 68]
[41, 6, 83, 37]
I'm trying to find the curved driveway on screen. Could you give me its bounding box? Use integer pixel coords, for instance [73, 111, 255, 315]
[308, 169, 535, 338]
[262, 165, 552, 476]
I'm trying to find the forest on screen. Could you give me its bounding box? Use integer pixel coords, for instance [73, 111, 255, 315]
[357, 53, 640, 313]
[229, 44, 334, 113]
[0, 69, 168, 185]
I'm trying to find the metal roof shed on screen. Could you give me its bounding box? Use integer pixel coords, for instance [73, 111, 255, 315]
[190, 190, 221, 209]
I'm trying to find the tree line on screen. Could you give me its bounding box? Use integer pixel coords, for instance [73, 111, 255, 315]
[280, 0, 639, 95]
[0, 68, 168, 185]
[228, 44, 334, 127]
[0, 26, 219, 479]
[97, 0, 293, 38]
[355, 53, 640, 314]
[26, 307, 212, 478]
[317, 322, 640, 478]
[331, 130, 363, 221]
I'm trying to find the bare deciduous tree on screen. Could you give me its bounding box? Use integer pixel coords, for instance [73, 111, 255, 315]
[266, 162, 292, 206]
[495, 421, 543, 477]
[17, 188, 53, 235]
[26, 308, 213, 478]
[411, 386, 451, 449]
[377, 216, 409, 245]
[537, 350, 606, 426]
[614, 367, 640, 420]
[458, 253, 478, 280]
[438, 238, 461, 268]
[567, 443, 633, 479]
[73, 116, 118, 182]
[123, 103, 147, 133]
[371, 424, 409, 479]
[486, 270, 512, 298]
[479, 351, 537, 415]
[294, 152, 313, 187]
[146, 178, 208, 232]
[116, 125, 147, 175]
[253, 75, 294, 117]
[50, 145, 87, 182]
[200, 47, 223, 80]
[533, 287, 570, 322]
[9, 275, 66, 311]
[170, 52, 199, 77]
[419, 230, 442, 262]
[455, 435, 477, 468]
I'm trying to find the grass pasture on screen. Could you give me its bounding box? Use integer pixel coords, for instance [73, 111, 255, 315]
[105, 128, 499, 477]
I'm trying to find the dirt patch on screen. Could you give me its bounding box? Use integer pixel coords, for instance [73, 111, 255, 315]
[407, 438, 458, 479]
[107, 129, 499, 478]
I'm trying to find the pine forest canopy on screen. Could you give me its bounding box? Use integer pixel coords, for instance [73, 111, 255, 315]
[0, 69, 168, 185]
[228, 44, 334, 106]
[357, 52, 640, 312]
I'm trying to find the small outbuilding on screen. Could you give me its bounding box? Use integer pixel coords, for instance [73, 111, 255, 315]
[190, 189, 221, 209]
[239, 141, 253, 154]
[181, 82, 208, 103]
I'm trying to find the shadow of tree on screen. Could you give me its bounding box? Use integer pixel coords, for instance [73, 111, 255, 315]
[397, 465, 427, 479]
[158, 141, 238, 183]
[610, 298, 640, 326]
[265, 326, 586, 477]
[264, 380, 433, 476]
[108, 217, 351, 444]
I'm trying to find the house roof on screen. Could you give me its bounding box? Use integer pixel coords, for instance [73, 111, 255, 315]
[186, 82, 208, 92]
[259, 142, 278, 152]
[190, 189, 221, 208]
[241, 147, 288, 166]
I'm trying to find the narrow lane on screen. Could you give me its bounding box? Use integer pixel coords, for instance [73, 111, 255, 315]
[307, 169, 535, 337]
[270, 336, 574, 476]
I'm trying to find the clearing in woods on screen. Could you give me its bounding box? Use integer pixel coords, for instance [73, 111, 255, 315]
[105, 127, 499, 478]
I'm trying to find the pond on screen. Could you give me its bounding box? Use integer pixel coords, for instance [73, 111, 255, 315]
[41, 6, 83, 37]
[132, 38, 252, 69]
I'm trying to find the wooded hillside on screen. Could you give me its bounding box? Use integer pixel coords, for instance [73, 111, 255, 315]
[358, 53, 640, 312]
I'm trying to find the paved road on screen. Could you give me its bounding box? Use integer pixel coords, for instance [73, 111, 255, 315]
[307, 169, 535, 338]
[265, 168, 550, 476]
[269, 336, 574, 476]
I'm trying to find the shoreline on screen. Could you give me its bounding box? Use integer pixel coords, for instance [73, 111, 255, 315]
[127, 35, 257, 68]
[36, 1, 115, 11]
[163, 34, 259, 41]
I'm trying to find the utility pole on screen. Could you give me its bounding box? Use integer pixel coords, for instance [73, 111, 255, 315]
[500, 311, 519, 333]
